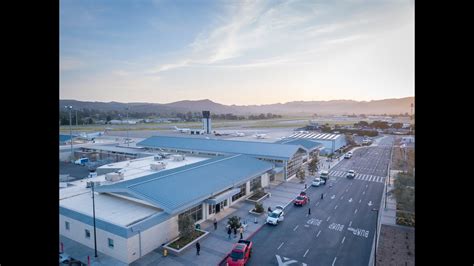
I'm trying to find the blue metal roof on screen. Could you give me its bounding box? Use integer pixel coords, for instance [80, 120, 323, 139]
[274, 139, 323, 151]
[137, 136, 304, 160]
[96, 154, 274, 215]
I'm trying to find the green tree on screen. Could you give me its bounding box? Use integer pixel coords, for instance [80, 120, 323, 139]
[296, 167, 306, 183]
[345, 134, 356, 146]
[178, 215, 196, 239]
[308, 159, 318, 176]
[254, 202, 264, 213]
[227, 216, 241, 229]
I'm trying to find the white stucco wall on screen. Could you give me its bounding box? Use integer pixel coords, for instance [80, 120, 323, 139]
[261, 173, 269, 188]
[127, 215, 179, 263]
[60, 214, 129, 263]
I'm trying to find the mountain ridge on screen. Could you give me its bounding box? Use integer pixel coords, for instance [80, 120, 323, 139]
[60, 97, 414, 115]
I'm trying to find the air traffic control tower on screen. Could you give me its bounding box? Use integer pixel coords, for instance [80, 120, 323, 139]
[202, 111, 212, 134]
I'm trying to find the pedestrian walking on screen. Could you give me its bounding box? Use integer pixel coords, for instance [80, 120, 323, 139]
[213, 218, 217, 230]
[227, 227, 232, 239]
[196, 241, 200, 255]
[321, 193, 324, 200]
[308, 197, 310, 203]
[239, 226, 244, 239]
[233, 227, 237, 238]
[308, 207, 311, 216]
[268, 206, 272, 213]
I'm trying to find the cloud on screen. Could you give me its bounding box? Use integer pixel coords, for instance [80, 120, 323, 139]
[60, 57, 86, 71]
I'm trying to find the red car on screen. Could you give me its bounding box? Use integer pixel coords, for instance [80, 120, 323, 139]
[227, 240, 253, 266]
[293, 192, 309, 206]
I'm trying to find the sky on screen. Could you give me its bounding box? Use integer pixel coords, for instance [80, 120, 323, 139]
[60, 0, 414, 105]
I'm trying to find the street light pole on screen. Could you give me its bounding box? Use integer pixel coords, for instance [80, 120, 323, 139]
[65, 106, 73, 162]
[91, 182, 98, 257]
[126, 106, 130, 147]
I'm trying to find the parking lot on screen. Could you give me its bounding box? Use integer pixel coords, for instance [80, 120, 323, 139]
[59, 162, 90, 180]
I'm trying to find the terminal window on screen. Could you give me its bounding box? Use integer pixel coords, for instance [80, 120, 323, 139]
[108, 238, 114, 248]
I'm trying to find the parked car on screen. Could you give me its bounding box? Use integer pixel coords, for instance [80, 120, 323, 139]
[312, 177, 322, 187]
[319, 177, 326, 185]
[319, 170, 329, 182]
[266, 206, 285, 225]
[346, 170, 356, 179]
[227, 240, 253, 266]
[293, 192, 309, 206]
[74, 157, 89, 165]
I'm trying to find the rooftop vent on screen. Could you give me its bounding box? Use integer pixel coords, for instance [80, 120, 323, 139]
[150, 162, 166, 171]
[105, 171, 124, 182]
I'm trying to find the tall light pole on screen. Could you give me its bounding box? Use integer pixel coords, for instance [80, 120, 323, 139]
[65, 106, 73, 162]
[126, 106, 130, 147]
[76, 109, 78, 127]
[372, 207, 380, 266]
[91, 182, 98, 257]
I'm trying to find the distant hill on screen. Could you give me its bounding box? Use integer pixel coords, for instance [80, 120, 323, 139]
[60, 97, 414, 115]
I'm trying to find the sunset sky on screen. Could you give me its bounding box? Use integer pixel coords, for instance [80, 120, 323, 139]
[60, 0, 414, 105]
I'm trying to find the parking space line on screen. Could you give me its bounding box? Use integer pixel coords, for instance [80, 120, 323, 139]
[277, 242, 285, 250]
[332, 257, 337, 266]
[303, 249, 310, 257]
[293, 225, 299, 231]
[349, 221, 352, 226]
[341, 236, 346, 244]
[334, 205, 338, 210]
[317, 230, 321, 237]
[327, 216, 331, 221]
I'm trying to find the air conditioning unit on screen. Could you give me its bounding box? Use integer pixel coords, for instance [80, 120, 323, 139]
[172, 154, 185, 161]
[150, 162, 166, 171]
[105, 172, 124, 182]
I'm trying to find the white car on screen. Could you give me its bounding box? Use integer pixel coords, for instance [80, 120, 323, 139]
[266, 206, 284, 225]
[312, 177, 325, 187]
[344, 152, 353, 159]
[312, 178, 321, 187]
[346, 170, 356, 179]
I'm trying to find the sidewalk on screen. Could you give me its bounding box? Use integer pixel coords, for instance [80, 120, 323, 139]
[380, 170, 402, 226]
[131, 158, 345, 266]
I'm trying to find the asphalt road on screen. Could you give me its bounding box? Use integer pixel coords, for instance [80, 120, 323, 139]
[246, 137, 394, 266]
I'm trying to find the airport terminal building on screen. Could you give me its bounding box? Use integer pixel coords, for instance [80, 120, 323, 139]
[136, 136, 318, 180]
[60, 136, 317, 264]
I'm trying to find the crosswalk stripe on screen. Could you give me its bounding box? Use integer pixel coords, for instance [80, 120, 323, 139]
[369, 176, 375, 182]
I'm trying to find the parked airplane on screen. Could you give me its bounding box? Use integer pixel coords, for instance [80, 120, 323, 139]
[78, 131, 106, 141]
[232, 132, 245, 137]
[254, 133, 267, 139]
[173, 126, 191, 133]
